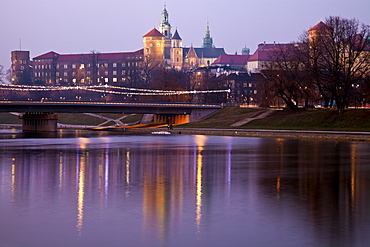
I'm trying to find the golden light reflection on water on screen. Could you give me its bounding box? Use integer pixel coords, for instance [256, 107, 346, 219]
[76, 156, 86, 237]
[78, 137, 90, 150]
[126, 150, 131, 185]
[11, 157, 16, 204]
[195, 135, 207, 233]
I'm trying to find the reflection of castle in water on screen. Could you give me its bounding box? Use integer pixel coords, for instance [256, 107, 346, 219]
[2, 136, 370, 245]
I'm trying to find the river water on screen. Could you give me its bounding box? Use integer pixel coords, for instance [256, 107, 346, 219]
[0, 129, 370, 247]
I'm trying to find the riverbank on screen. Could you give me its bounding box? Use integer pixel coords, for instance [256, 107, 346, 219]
[114, 127, 370, 142]
[1, 107, 370, 141]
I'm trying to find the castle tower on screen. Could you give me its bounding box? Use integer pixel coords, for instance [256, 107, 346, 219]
[242, 46, 250, 55]
[170, 29, 183, 70]
[308, 21, 333, 43]
[202, 21, 215, 49]
[11, 50, 32, 85]
[143, 28, 165, 64]
[308, 21, 333, 66]
[158, 5, 172, 48]
[185, 44, 199, 69]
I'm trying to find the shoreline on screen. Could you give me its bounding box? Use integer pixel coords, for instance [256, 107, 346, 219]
[124, 127, 370, 142]
[2, 124, 370, 142]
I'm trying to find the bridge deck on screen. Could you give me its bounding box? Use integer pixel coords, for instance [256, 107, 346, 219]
[0, 101, 222, 114]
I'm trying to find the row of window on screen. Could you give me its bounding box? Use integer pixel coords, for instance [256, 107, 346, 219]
[34, 70, 135, 78]
[55, 77, 130, 83]
[34, 62, 140, 70]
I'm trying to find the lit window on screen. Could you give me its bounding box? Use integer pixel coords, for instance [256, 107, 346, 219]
[113, 71, 117, 75]
[104, 78, 108, 83]
[104, 71, 108, 76]
[64, 64, 68, 69]
[113, 63, 117, 67]
[113, 78, 117, 83]
[72, 64, 76, 69]
[104, 63, 108, 68]
[64, 72, 68, 77]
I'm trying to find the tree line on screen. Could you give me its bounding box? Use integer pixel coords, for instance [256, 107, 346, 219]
[261, 16, 370, 114]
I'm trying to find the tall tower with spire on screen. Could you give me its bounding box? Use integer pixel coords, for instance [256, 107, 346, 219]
[202, 21, 215, 48]
[171, 29, 183, 70]
[158, 4, 172, 48]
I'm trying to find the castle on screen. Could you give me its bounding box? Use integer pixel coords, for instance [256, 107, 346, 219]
[11, 6, 227, 85]
[143, 5, 226, 70]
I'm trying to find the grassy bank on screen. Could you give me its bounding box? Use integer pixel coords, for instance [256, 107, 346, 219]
[1, 108, 369, 132]
[0, 113, 142, 126]
[181, 107, 370, 132]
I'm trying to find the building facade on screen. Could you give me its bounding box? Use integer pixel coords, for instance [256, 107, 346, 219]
[31, 50, 144, 86]
[11, 50, 32, 84]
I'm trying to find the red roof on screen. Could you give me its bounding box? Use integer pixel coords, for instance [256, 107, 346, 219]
[248, 43, 294, 61]
[309, 21, 331, 31]
[33, 51, 59, 59]
[33, 49, 143, 62]
[143, 28, 165, 38]
[212, 55, 250, 65]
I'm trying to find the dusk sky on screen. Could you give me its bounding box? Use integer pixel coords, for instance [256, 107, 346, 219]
[1, 0, 369, 71]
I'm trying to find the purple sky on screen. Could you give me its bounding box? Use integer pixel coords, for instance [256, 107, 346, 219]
[1, 0, 369, 72]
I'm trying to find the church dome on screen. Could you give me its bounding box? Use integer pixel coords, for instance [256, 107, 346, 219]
[242, 46, 250, 55]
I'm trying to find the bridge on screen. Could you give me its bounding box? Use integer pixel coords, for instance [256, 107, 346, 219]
[0, 101, 222, 132]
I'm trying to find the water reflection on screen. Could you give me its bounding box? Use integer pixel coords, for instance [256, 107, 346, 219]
[0, 132, 370, 246]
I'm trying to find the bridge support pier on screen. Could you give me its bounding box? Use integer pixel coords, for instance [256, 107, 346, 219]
[154, 114, 190, 125]
[19, 113, 59, 132]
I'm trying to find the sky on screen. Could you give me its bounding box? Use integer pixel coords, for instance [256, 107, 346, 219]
[1, 0, 369, 72]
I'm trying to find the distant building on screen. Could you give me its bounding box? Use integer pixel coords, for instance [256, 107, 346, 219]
[31, 50, 143, 86]
[11, 51, 32, 84]
[212, 54, 250, 72]
[246, 42, 293, 73]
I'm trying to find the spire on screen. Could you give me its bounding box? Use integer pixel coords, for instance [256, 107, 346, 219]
[158, 4, 172, 43]
[172, 29, 182, 40]
[202, 21, 214, 48]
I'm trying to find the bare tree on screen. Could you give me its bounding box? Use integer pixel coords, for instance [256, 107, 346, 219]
[310, 16, 370, 113]
[261, 43, 314, 111]
[0, 65, 10, 84]
[137, 56, 163, 87]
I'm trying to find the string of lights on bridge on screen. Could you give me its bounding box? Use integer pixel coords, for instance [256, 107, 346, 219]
[0, 84, 230, 96]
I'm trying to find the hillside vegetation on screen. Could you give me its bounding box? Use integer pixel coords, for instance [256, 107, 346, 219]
[181, 107, 370, 131]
